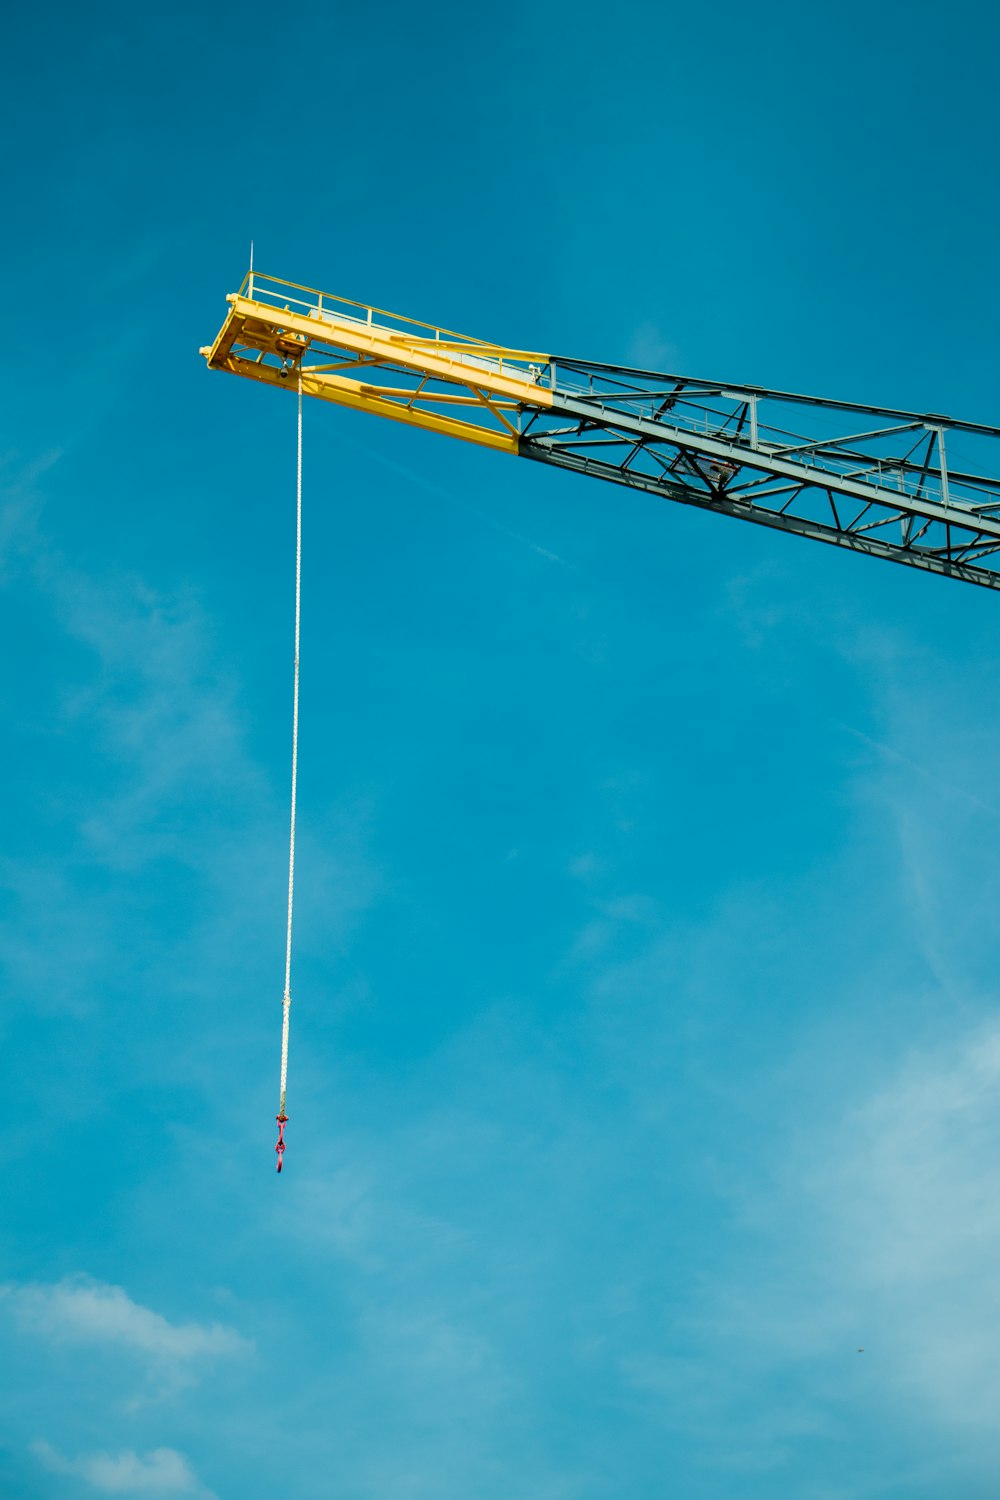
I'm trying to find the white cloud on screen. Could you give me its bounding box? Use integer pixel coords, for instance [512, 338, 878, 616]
[818, 1023, 1000, 1428]
[1, 1276, 250, 1373]
[0, 451, 57, 583]
[51, 572, 260, 869]
[689, 1019, 1000, 1461]
[32, 1440, 214, 1497]
[0, 493, 380, 1017]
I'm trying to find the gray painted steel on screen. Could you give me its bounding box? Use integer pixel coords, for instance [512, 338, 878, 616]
[517, 361, 1000, 589]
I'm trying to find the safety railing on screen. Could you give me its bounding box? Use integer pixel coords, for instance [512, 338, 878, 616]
[236, 270, 548, 389]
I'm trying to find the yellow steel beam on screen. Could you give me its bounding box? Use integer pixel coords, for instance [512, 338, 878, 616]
[226, 294, 552, 404]
[349, 386, 521, 409]
[201, 277, 553, 453]
[210, 354, 521, 453]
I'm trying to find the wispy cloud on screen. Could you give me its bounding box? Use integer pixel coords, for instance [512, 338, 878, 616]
[32, 1441, 214, 1498]
[675, 1016, 1000, 1480]
[1, 1277, 250, 1374]
[0, 451, 60, 584]
[339, 430, 580, 570]
[817, 1023, 1000, 1429]
[625, 321, 678, 372]
[0, 461, 381, 1047]
[835, 718, 1000, 821]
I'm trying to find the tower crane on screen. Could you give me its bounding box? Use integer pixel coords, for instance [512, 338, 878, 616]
[202, 270, 1000, 590]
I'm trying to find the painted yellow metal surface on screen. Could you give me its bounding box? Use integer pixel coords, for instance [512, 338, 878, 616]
[201, 272, 553, 452]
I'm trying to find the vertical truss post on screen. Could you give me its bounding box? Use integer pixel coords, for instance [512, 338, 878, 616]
[930, 425, 951, 509]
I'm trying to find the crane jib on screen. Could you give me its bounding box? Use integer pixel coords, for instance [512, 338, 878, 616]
[202, 271, 1000, 590]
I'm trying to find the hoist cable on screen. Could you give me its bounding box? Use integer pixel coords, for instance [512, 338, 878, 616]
[275, 367, 302, 1172]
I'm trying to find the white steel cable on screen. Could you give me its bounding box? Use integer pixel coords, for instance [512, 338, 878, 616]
[276, 368, 303, 1156]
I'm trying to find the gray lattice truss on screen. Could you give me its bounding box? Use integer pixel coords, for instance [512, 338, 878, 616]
[523, 360, 1000, 589]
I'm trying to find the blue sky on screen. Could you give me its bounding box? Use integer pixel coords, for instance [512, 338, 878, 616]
[3, 2, 1000, 1496]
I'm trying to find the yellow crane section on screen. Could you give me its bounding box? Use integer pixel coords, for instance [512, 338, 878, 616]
[200, 271, 554, 455]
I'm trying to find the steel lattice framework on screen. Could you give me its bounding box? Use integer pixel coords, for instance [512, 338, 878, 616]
[203, 273, 1000, 590]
